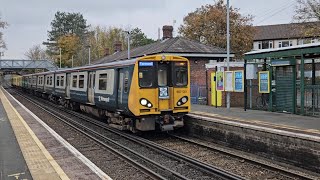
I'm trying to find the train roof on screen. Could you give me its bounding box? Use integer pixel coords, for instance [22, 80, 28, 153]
[23, 58, 137, 77]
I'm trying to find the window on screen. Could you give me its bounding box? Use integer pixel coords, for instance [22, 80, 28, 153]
[50, 76, 53, 85]
[139, 61, 155, 87]
[99, 74, 108, 90]
[79, 75, 84, 88]
[174, 62, 188, 86]
[61, 76, 64, 87]
[56, 76, 60, 86]
[124, 71, 129, 93]
[158, 64, 168, 86]
[279, 40, 293, 48]
[46, 76, 50, 85]
[258, 41, 262, 49]
[72, 75, 77, 87]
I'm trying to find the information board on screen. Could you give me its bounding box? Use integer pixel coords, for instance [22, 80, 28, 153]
[234, 70, 244, 92]
[216, 71, 224, 91]
[224, 71, 234, 92]
[259, 71, 270, 93]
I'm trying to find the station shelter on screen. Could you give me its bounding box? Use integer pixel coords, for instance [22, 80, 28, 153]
[244, 43, 320, 117]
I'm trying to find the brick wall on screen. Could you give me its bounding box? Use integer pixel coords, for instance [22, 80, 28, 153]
[189, 58, 209, 86]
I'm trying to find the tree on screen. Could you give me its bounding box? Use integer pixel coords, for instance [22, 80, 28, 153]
[57, 34, 80, 67]
[129, 28, 155, 48]
[46, 11, 89, 67]
[0, 15, 8, 50]
[179, 0, 255, 58]
[294, 0, 320, 37]
[48, 11, 88, 42]
[25, 45, 49, 60]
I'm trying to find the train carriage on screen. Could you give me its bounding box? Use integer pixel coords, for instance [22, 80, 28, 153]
[13, 54, 190, 132]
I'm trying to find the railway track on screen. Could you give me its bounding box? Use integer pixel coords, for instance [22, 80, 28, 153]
[10, 89, 243, 180]
[166, 134, 318, 180]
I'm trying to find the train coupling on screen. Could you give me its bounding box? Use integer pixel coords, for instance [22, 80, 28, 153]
[160, 114, 184, 131]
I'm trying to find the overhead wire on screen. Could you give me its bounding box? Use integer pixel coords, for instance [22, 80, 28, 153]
[255, 1, 296, 25]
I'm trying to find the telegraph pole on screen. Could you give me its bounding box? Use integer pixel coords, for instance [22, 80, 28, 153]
[127, 31, 131, 59]
[226, 0, 231, 109]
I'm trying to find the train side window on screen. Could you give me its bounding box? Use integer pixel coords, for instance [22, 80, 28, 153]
[99, 74, 108, 90]
[72, 75, 77, 87]
[79, 75, 84, 88]
[124, 71, 129, 93]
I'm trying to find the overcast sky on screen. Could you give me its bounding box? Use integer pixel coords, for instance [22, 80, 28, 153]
[0, 0, 296, 59]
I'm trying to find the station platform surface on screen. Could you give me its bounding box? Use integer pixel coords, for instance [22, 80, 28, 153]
[0, 87, 110, 180]
[191, 104, 320, 136]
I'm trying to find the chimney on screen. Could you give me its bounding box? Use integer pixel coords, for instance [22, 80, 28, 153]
[162, 25, 173, 40]
[114, 41, 122, 52]
[104, 48, 110, 56]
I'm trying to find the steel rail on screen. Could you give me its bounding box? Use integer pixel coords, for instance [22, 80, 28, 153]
[12, 91, 173, 180]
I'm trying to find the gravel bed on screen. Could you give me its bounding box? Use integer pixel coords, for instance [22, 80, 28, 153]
[144, 133, 314, 180]
[9, 90, 151, 180]
[11, 90, 230, 180]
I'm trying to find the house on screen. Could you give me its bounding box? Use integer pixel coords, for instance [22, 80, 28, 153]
[94, 25, 233, 104]
[253, 22, 320, 50]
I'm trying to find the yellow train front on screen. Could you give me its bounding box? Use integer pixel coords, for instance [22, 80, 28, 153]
[128, 55, 190, 131]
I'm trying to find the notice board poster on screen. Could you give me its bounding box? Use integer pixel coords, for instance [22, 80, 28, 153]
[224, 71, 234, 92]
[234, 70, 244, 92]
[259, 71, 270, 93]
[216, 71, 224, 91]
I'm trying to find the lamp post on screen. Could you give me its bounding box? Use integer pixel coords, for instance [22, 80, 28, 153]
[226, 0, 231, 109]
[125, 31, 131, 60]
[59, 47, 62, 68]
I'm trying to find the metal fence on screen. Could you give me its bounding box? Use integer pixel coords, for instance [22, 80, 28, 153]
[190, 85, 207, 105]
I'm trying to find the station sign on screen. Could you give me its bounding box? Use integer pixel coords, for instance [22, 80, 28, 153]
[234, 70, 244, 92]
[259, 71, 270, 93]
[224, 71, 234, 92]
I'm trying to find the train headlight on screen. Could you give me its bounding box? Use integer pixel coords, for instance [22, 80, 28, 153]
[177, 96, 188, 106]
[140, 99, 148, 106]
[181, 97, 187, 103]
[140, 98, 153, 108]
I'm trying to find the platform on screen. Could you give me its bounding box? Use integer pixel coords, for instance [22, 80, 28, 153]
[191, 104, 320, 136]
[0, 87, 111, 180]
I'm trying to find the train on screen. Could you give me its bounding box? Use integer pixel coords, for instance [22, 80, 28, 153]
[11, 54, 191, 132]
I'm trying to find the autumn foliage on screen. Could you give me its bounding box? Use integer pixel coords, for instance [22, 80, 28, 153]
[179, 0, 255, 58]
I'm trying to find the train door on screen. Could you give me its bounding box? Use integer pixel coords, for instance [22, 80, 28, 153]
[66, 73, 71, 98]
[117, 69, 124, 109]
[88, 72, 95, 104]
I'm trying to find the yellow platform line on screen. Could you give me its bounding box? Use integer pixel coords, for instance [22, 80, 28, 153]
[0, 87, 70, 180]
[191, 111, 320, 134]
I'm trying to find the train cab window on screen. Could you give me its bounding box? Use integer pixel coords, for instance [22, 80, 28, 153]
[138, 61, 154, 88]
[158, 64, 168, 86]
[99, 74, 108, 90]
[72, 75, 77, 87]
[174, 62, 188, 87]
[79, 75, 84, 88]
